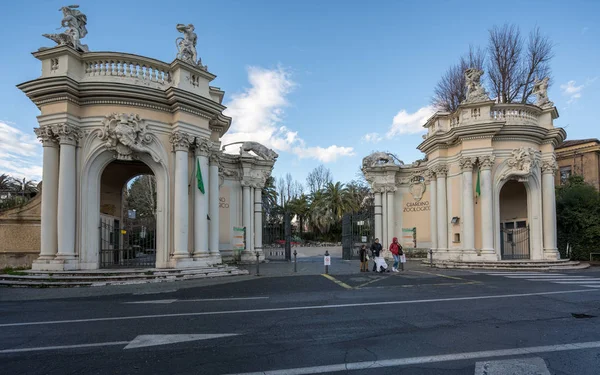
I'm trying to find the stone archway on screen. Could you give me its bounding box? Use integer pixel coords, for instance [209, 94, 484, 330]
[99, 161, 156, 268]
[498, 180, 530, 259]
[78, 132, 170, 270]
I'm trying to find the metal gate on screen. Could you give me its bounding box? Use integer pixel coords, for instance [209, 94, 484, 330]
[262, 218, 286, 261]
[342, 209, 375, 260]
[100, 219, 156, 268]
[500, 226, 530, 260]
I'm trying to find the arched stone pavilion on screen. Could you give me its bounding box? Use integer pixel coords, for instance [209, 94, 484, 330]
[363, 71, 565, 263]
[18, 6, 276, 271]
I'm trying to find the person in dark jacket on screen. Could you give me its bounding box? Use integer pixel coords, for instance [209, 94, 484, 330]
[359, 245, 369, 272]
[370, 238, 382, 272]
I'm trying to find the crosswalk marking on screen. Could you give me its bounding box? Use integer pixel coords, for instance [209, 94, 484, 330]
[473, 271, 600, 289]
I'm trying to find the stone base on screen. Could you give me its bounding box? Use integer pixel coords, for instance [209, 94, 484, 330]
[169, 256, 215, 269]
[31, 258, 80, 271]
[432, 248, 498, 262]
[240, 250, 265, 263]
[543, 248, 560, 260]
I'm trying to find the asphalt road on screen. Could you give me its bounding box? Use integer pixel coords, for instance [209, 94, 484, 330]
[2, 265, 600, 374]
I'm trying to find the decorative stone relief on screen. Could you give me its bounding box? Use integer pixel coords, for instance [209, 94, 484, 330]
[533, 77, 553, 109]
[433, 164, 448, 177]
[423, 169, 435, 182]
[42, 5, 89, 52]
[34, 125, 58, 146]
[169, 131, 194, 152]
[541, 155, 558, 175]
[462, 68, 489, 104]
[362, 152, 403, 169]
[240, 141, 278, 161]
[499, 147, 540, 181]
[195, 138, 213, 157]
[459, 157, 475, 171]
[409, 175, 426, 201]
[53, 123, 81, 145]
[209, 151, 221, 165]
[479, 155, 496, 170]
[175, 24, 207, 70]
[100, 113, 160, 162]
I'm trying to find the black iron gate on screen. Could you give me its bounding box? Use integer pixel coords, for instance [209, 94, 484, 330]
[100, 219, 156, 268]
[342, 209, 375, 260]
[500, 226, 530, 260]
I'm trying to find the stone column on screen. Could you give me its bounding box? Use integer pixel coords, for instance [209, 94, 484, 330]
[54, 124, 80, 260]
[480, 156, 495, 251]
[254, 186, 263, 255]
[242, 182, 252, 251]
[542, 159, 559, 259]
[459, 157, 475, 251]
[374, 190, 383, 242]
[386, 188, 395, 243]
[208, 152, 220, 258]
[170, 131, 193, 259]
[193, 139, 211, 258]
[34, 125, 59, 261]
[426, 169, 437, 250]
[435, 165, 448, 250]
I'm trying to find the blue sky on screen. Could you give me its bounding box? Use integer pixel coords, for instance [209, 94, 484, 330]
[0, 0, 599, 188]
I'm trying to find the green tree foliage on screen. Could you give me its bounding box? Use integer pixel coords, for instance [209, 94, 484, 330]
[556, 176, 600, 260]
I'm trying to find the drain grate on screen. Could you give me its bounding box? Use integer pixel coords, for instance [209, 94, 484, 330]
[571, 313, 597, 319]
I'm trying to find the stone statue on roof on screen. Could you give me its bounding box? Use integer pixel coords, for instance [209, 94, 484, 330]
[42, 5, 89, 52]
[175, 23, 207, 70]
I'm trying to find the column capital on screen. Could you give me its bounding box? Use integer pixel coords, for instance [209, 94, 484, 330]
[194, 138, 213, 157]
[169, 131, 194, 152]
[459, 156, 475, 171]
[209, 151, 221, 165]
[52, 124, 81, 146]
[385, 185, 397, 193]
[478, 155, 496, 170]
[34, 124, 59, 147]
[433, 164, 448, 177]
[424, 169, 435, 182]
[541, 158, 559, 175]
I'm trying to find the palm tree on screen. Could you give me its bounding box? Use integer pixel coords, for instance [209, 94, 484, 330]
[287, 194, 310, 237]
[261, 176, 279, 223]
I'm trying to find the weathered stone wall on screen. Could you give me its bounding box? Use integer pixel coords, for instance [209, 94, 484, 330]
[0, 191, 42, 269]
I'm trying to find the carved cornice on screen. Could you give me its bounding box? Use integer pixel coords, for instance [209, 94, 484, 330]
[52, 123, 81, 146]
[34, 124, 58, 147]
[479, 155, 496, 170]
[458, 157, 475, 171]
[169, 131, 194, 152]
[209, 113, 231, 136]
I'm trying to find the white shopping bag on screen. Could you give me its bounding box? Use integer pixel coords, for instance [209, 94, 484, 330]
[400, 254, 406, 263]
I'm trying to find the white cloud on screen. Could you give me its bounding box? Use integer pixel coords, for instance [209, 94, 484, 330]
[222, 66, 354, 163]
[560, 80, 583, 104]
[0, 121, 42, 181]
[386, 105, 436, 137]
[362, 132, 382, 143]
[292, 145, 355, 163]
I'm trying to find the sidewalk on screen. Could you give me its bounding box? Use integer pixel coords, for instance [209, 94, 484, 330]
[239, 256, 428, 277]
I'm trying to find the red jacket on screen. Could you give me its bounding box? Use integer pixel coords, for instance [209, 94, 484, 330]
[389, 238, 402, 255]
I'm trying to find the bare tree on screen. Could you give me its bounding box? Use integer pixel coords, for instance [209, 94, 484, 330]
[519, 27, 553, 103]
[306, 165, 333, 195]
[277, 173, 303, 207]
[487, 24, 553, 104]
[432, 46, 486, 112]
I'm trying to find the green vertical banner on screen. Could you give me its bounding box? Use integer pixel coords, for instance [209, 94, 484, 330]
[196, 159, 205, 194]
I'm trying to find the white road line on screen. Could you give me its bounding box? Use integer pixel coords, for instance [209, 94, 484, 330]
[224, 341, 600, 375]
[124, 297, 269, 304]
[554, 281, 600, 284]
[1, 289, 597, 328]
[472, 272, 564, 275]
[580, 285, 600, 288]
[528, 278, 600, 282]
[0, 341, 129, 354]
[502, 276, 587, 279]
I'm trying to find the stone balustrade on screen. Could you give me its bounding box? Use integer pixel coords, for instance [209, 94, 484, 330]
[82, 53, 172, 86]
[490, 104, 539, 126]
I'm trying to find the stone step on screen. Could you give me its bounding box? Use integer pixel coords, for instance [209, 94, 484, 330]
[0, 267, 249, 287]
[429, 261, 590, 270]
[19, 267, 237, 278]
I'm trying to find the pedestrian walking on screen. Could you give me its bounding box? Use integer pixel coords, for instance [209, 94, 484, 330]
[370, 238, 382, 272]
[359, 245, 369, 272]
[389, 237, 403, 272]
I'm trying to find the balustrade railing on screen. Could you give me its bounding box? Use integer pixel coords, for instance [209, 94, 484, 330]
[490, 105, 539, 126]
[82, 53, 172, 86]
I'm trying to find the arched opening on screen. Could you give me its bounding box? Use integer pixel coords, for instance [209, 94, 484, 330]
[99, 160, 156, 268]
[499, 180, 530, 259]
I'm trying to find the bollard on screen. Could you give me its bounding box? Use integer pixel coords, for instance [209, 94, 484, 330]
[429, 249, 433, 268]
[293, 250, 297, 273]
[324, 250, 330, 274]
[255, 252, 260, 276]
